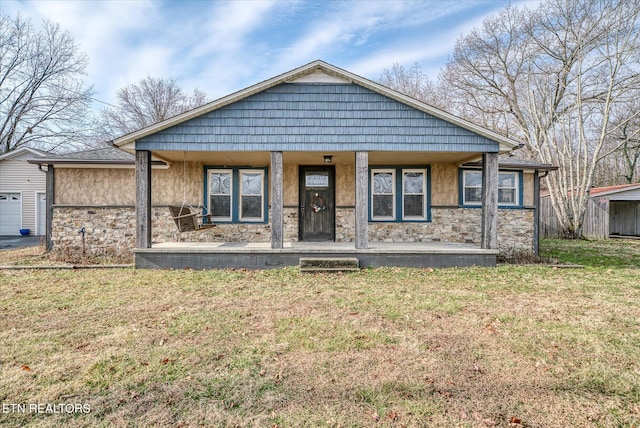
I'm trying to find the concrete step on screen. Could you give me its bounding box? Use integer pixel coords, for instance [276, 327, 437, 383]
[299, 257, 360, 273]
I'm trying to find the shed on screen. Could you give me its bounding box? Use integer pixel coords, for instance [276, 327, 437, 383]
[590, 184, 640, 238]
[540, 183, 640, 239]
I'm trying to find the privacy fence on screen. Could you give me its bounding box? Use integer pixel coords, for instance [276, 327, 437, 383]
[539, 197, 609, 239]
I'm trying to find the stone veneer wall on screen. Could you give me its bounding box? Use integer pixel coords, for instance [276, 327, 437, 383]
[52, 206, 533, 256]
[52, 206, 136, 256]
[368, 207, 534, 255]
[52, 206, 270, 256]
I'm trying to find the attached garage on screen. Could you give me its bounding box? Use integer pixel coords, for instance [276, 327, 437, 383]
[0, 193, 22, 235]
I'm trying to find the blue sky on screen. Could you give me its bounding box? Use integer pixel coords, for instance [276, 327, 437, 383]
[5, 0, 539, 109]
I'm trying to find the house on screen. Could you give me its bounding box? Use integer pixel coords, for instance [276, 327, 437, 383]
[0, 147, 49, 236]
[32, 60, 556, 268]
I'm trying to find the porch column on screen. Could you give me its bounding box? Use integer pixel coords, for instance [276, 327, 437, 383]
[136, 150, 152, 249]
[270, 151, 283, 249]
[45, 165, 55, 252]
[355, 151, 369, 249]
[481, 152, 498, 249]
[533, 170, 540, 256]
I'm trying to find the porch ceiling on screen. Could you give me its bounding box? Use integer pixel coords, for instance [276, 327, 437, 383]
[152, 150, 482, 165]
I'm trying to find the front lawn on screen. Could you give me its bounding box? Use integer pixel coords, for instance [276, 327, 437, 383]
[541, 238, 640, 268]
[0, 240, 639, 427]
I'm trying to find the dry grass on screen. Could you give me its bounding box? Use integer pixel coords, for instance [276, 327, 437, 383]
[0, 244, 133, 267]
[1, 260, 639, 427]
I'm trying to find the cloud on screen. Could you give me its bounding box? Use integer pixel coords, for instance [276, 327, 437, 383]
[3, 0, 538, 109]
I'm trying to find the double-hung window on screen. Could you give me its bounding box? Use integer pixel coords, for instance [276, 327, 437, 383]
[209, 170, 233, 221]
[461, 170, 521, 207]
[239, 170, 265, 221]
[370, 167, 430, 221]
[372, 169, 396, 220]
[206, 167, 267, 223]
[402, 169, 427, 219]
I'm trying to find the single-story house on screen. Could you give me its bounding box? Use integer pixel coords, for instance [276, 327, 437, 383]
[31, 60, 555, 268]
[540, 183, 640, 239]
[0, 147, 48, 236]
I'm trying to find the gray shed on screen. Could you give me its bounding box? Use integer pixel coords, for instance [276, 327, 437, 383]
[540, 183, 640, 239]
[590, 184, 640, 238]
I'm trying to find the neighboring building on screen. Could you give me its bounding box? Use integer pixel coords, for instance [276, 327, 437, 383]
[31, 61, 556, 268]
[540, 183, 640, 239]
[590, 184, 640, 238]
[0, 147, 48, 236]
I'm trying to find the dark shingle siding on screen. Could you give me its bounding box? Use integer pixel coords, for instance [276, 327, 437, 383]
[137, 83, 500, 152]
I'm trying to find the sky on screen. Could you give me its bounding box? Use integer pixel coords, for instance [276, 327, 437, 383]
[4, 0, 539, 110]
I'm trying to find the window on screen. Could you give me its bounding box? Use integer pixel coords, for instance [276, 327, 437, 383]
[206, 167, 268, 223]
[463, 171, 483, 204]
[403, 170, 427, 219]
[239, 170, 264, 221]
[498, 172, 517, 204]
[461, 170, 521, 206]
[370, 167, 430, 221]
[209, 170, 232, 221]
[372, 169, 395, 220]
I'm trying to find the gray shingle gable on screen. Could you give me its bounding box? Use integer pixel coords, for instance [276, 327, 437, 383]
[136, 83, 500, 153]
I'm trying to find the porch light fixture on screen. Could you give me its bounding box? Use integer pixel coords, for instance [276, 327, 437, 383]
[323, 155, 333, 164]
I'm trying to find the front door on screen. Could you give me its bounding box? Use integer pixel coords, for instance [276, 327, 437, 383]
[299, 166, 335, 241]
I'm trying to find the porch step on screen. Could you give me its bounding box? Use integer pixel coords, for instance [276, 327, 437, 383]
[299, 257, 360, 273]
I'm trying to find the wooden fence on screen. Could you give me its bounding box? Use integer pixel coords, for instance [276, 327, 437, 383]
[540, 197, 609, 239]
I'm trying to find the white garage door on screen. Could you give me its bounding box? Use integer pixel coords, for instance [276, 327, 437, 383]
[0, 193, 21, 235]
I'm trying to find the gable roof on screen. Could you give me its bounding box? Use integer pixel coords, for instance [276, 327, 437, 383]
[0, 147, 49, 162]
[589, 183, 640, 197]
[114, 60, 520, 153]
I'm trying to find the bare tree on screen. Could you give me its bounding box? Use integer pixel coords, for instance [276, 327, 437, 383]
[101, 76, 207, 138]
[378, 63, 435, 102]
[603, 96, 640, 184]
[441, 0, 640, 238]
[0, 13, 94, 155]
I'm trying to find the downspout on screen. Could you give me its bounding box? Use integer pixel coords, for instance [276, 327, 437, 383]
[534, 170, 550, 256]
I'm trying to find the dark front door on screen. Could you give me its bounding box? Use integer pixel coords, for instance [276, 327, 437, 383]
[299, 166, 335, 241]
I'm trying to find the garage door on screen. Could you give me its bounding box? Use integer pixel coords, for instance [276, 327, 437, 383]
[0, 193, 21, 235]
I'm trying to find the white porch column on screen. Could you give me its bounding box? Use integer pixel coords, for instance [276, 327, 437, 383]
[135, 150, 152, 249]
[355, 151, 369, 249]
[270, 151, 283, 249]
[481, 152, 498, 249]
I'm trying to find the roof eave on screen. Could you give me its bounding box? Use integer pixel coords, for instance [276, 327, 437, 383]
[590, 184, 640, 197]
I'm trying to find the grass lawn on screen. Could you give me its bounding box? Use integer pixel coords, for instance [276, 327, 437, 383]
[0, 239, 639, 427]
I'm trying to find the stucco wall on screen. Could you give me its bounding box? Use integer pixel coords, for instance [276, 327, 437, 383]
[55, 163, 205, 207]
[54, 162, 533, 209]
[56, 168, 135, 205]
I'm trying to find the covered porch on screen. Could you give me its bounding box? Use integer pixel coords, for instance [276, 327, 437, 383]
[135, 240, 498, 270]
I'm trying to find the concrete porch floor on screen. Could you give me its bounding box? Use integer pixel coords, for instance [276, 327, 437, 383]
[135, 241, 498, 270]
